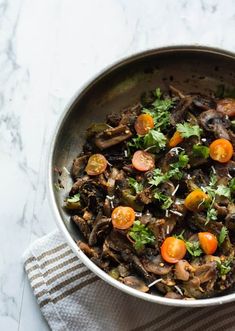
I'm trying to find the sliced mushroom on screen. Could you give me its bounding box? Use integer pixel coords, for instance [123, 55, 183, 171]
[88, 217, 112, 246]
[170, 96, 193, 126]
[183, 276, 203, 299]
[71, 155, 89, 179]
[191, 93, 216, 111]
[130, 255, 153, 282]
[77, 241, 99, 258]
[194, 262, 217, 284]
[214, 160, 235, 178]
[94, 125, 132, 150]
[69, 175, 90, 195]
[120, 103, 141, 126]
[175, 260, 195, 281]
[72, 216, 91, 241]
[225, 204, 235, 230]
[106, 230, 133, 253]
[217, 98, 235, 117]
[103, 198, 112, 217]
[123, 276, 149, 292]
[142, 255, 172, 275]
[199, 109, 231, 140]
[102, 241, 121, 263]
[169, 85, 185, 99]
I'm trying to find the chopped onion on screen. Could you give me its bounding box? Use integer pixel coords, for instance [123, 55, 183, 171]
[169, 210, 183, 217]
[211, 166, 216, 174]
[148, 278, 163, 288]
[169, 147, 184, 155]
[174, 285, 183, 296]
[172, 184, 180, 196]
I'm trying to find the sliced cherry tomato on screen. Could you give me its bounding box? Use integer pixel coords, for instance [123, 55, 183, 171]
[161, 237, 186, 264]
[132, 150, 155, 172]
[209, 138, 233, 163]
[111, 206, 135, 229]
[85, 153, 107, 176]
[184, 189, 209, 212]
[169, 131, 184, 148]
[134, 114, 154, 135]
[217, 98, 235, 117]
[198, 232, 218, 255]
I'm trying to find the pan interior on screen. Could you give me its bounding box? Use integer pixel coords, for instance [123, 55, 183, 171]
[51, 46, 235, 300]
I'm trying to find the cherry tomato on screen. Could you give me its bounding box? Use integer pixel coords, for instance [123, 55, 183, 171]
[161, 237, 186, 264]
[217, 98, 235, 117]
[132, 150, 155, 172]
[184, 189, 209, 212]
[85, 154, 107, 176]
[198, 232, 218, 255]
[209, 138, 233, 163]
[111, 206, 135, 230]
[169, 131, 184, 148]
[134, 114, 154, 135]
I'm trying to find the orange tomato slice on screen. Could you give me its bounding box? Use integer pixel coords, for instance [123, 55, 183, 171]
[161, 237, 186, 264]
[198, 232, 218, 255]
[184, 189, 209, 212]
[111, 206, 135, 230]
[209, 138, 233, 163]
[134, 114, 154, 135]
[169, 131, 184, 148]
[85, 154, 107, 176]
[132, 150, 155, 172]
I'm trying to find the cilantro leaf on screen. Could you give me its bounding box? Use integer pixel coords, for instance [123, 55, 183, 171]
[128, 178, 143, 194]
[192, 145, 210, 158]
[143, 129, 167, 151]
[229, 178, 235, 193]
[148, 168, 167, 187]
[128, 220, 155, 250]
[149, 152, 189, 186]
[174, 231, 202, 257]
[218, 226, 229, 246]
[128, 129, 167, 153]
[142, 87, 173, 131]
[206, 207, 218, 224]
[216, 185, 231, 198]
[154, 191, 173, 210]
[168, 152, 189, 180]
[67, 193, 80, 203]
[217, 258, 233, 276]
[185, 241, 203, 257]
[176, 122, 203, 138]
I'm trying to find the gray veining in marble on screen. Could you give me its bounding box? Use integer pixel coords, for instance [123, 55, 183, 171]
[1, 0, 235, 329]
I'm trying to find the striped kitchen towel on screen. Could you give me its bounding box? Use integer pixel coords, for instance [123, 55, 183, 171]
[24, 230, 235, 331]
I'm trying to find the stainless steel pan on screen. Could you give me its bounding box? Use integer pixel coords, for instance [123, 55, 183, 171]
[48, 46, 235, 307]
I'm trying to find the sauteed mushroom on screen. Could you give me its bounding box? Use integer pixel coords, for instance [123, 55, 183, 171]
[67, 85, 235, 300]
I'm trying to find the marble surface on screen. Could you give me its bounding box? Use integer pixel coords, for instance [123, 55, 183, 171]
[1, 0, 235, 329]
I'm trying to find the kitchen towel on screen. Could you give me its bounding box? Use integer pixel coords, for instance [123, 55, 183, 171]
[24, 230, 235, 331]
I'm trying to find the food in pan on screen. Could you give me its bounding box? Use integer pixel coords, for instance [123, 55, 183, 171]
[65, 85, 235, 300]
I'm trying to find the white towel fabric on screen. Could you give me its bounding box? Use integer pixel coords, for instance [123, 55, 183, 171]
[24, 230, 235, 331]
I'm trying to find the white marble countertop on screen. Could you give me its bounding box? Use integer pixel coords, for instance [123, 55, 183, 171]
[1, 0, 235, 329]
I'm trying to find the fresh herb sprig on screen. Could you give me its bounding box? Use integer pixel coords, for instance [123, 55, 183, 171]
[174, 231, 202, 257]
[128, 220, 155, 250]
[128, 178, 143, 194]
[176, 122, 203, 138]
